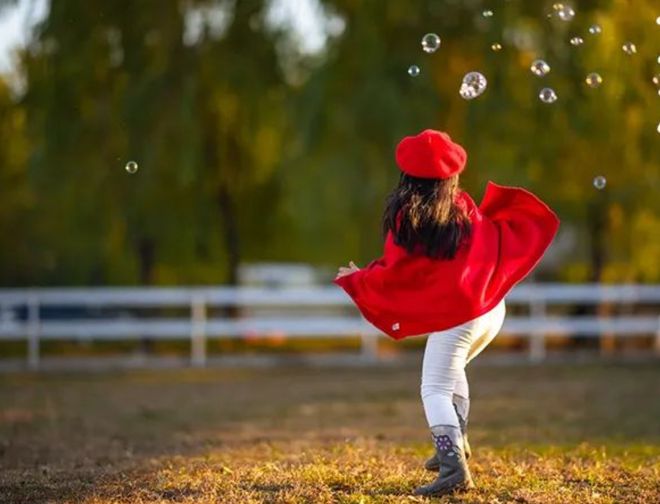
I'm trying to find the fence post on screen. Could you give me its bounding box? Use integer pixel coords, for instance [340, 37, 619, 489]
[598, 301, 616, 357]
[27, 295, 40, 371]
[359, 316, 379, 362]
[529, 293, 546, 363]
[190, 294, 207, 367]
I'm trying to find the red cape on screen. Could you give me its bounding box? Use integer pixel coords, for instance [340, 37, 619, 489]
[333, 182, 560, 340]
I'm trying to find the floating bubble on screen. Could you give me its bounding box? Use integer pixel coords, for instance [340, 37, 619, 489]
[539, 87, 558, 104]
[459, 72, 488, 100]
[657, 122, 660, 134]
[593, 176, 606, 190]
[482, 10, 494, 17]
[531, 59, 551, 77]
[570, 36, 584, 46]
[421, 33, 441, 54]
[491, 43, 502, 52]
[125, 161, 138, 174]
[652, 74, 660, 87]
[556, 5, 575, 21]
[657, 16, 660, 25]
[408, 65, 420, 77]
[585, 72, 603, 88]
[588, 24, 602, 35]
[552, 3, 564, 11]
[622, 42, 637, 55]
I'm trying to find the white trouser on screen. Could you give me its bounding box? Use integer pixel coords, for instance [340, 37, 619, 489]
[421, 300, 506, 428]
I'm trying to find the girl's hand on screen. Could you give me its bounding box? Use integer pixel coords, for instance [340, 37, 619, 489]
[335, 261, 360, 279]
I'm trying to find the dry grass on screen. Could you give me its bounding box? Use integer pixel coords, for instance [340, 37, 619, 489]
[1, 361, 658, 503]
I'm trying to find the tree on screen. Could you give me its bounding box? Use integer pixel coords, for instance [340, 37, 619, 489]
[15, 0, 291, 285]
[0, 0, 657, 286]
[0, 78, 32, 285]
[283, 0, 659, 281]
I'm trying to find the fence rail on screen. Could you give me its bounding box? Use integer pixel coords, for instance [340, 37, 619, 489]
[0, 284, 659, 370]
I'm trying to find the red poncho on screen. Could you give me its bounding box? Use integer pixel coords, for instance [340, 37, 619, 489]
[333, 182, 560, 340]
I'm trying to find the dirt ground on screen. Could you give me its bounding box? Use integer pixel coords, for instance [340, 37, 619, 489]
[1, 360, 659, 503]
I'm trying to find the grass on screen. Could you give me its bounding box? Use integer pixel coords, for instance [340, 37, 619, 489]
[0, 361, 658, 503]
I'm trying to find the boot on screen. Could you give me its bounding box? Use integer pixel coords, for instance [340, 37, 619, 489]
[414, 424, 475, 497]
[424, 395, 471, 471]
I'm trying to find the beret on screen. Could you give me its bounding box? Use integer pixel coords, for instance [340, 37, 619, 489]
[395, 129, 467, 179]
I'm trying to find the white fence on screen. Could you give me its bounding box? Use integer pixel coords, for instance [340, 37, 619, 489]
[0, 284, 659, 370]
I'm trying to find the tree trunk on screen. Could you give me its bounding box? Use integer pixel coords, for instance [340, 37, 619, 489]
[137, 236, 155, 354]
[587, 197, 615, 355]
[587, 199, 606, 283]
[138, 236, 156, 285]
[217, 185, 240, 286]
[198, 81, 241, 287]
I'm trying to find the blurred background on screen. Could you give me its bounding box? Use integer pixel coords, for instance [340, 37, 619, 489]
[0, 2, 659, 502]
[0, 0, 658, 368]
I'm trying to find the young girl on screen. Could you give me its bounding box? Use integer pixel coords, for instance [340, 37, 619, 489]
[334, 129, 559, 497]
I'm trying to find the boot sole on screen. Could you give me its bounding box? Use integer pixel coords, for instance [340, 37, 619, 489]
[413, 477, 475, 496]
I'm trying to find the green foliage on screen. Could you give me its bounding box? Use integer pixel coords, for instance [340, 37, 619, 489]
[0, 0, 657, 285]
[0, 80, 32, 283]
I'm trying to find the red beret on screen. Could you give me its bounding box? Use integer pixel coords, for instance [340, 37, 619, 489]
[395, 129, 467, 179]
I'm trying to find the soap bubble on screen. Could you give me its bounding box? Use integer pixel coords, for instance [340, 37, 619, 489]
[459, 72, 488, 100]
[570, 36, 584, 46]
[622, 42, 637, 55]
[491, 43, 502, 52]
[539, 87, 558, 104]
[421, 33, 441, 53]
[588, 24, 601, 35]
[593, 176, 606, 190]
[531, 59, 551, 77]
[482, 10, 493, 17]
[657, 16, 660, 25]
[408, 65, 420, 77]
[585, 73, 603, 88]
[125, 161, 138, 174]
[556, 5, 575, 21]
[652, 74, 660, 87]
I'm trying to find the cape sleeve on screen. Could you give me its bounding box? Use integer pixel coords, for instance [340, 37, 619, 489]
[332, 233, 394, 327]
[478, 181, 560, 291]
[333, 250, 385, 305]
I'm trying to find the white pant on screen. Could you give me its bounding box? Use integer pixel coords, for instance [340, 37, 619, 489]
[421, 300, 506, 428]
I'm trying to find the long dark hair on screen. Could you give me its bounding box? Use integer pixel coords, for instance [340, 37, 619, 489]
[382, 173, 472, 260]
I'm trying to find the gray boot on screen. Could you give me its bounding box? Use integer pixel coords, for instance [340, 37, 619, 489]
[424, 394, 471, 471]
[414, 424, 475, 497]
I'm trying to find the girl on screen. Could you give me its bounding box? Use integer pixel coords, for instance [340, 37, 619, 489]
[334, 129, 559, 497]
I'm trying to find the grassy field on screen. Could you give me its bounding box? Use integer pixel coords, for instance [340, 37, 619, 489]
[1, 360, 658, 503]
